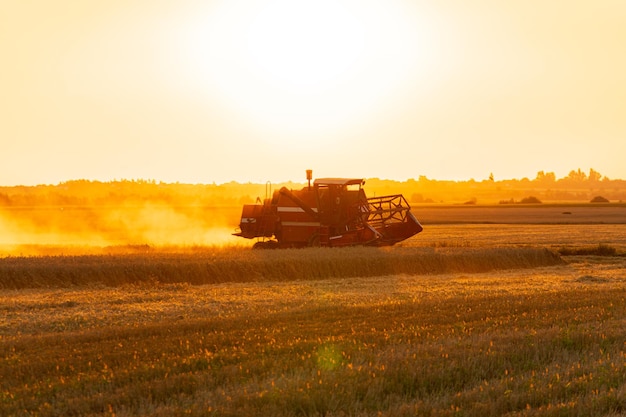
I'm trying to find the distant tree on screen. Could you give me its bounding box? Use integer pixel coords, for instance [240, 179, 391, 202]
[588, 168, 602, 182]
[489, 173, 494, 182]
[590, 196, 609, 203]
[520, 196, 542, 204]
[566, 169, 587, 182]
[535, 171, 556, 184]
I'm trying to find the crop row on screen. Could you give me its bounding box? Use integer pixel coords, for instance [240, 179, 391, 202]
[0, 247, 564, 289]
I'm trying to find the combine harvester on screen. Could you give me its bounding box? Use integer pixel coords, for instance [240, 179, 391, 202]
[234, 170, 423, 248]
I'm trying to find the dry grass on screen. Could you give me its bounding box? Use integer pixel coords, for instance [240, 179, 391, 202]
[1, 257, 626, 416]
[557, 244, 619, 256]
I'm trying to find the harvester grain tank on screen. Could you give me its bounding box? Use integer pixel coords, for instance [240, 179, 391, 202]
[233, 171, 423, 248]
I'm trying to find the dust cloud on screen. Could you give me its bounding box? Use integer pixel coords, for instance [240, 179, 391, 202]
[0, 203, 245, 256]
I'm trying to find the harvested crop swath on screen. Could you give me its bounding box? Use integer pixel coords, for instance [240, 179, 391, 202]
[0, 247, 563, 289]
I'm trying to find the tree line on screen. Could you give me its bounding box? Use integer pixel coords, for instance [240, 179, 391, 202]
[0, 169, 624, 207]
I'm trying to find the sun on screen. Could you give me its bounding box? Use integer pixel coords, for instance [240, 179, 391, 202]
[245, 0, 365, 93]
[178, 0, 429, 142]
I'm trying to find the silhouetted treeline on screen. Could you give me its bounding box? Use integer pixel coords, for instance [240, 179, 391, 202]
[0, 169, 625, 207]
[367, 169, 626, 204]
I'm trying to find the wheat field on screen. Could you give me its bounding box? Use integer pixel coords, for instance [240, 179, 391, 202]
[1, 223, 626, 416]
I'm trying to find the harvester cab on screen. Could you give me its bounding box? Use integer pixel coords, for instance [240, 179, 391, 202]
[233, 171, 423, 248]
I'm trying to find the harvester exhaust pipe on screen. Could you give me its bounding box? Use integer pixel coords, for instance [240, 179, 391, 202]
[306, 169, 313, 190]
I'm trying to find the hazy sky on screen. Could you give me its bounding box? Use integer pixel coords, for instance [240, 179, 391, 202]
[2, 0, 625, 185]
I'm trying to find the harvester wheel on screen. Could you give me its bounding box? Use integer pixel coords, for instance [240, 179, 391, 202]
[308, 233, 321, 247]
[252, 241, 279, 249]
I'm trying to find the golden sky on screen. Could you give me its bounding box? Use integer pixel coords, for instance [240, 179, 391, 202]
[2, 0, 625, 185]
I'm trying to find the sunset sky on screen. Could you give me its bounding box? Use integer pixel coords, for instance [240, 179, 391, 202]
[2, 0, 625, 186]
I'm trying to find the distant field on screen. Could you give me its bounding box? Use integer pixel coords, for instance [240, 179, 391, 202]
[413, 203, 626, 224]
[403, 224, 626, 253]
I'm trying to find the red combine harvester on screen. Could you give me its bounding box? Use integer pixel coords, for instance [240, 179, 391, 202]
[233, 170, 423, 248]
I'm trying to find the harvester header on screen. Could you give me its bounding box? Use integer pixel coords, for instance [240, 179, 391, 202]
[234, 170, 423, 248]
